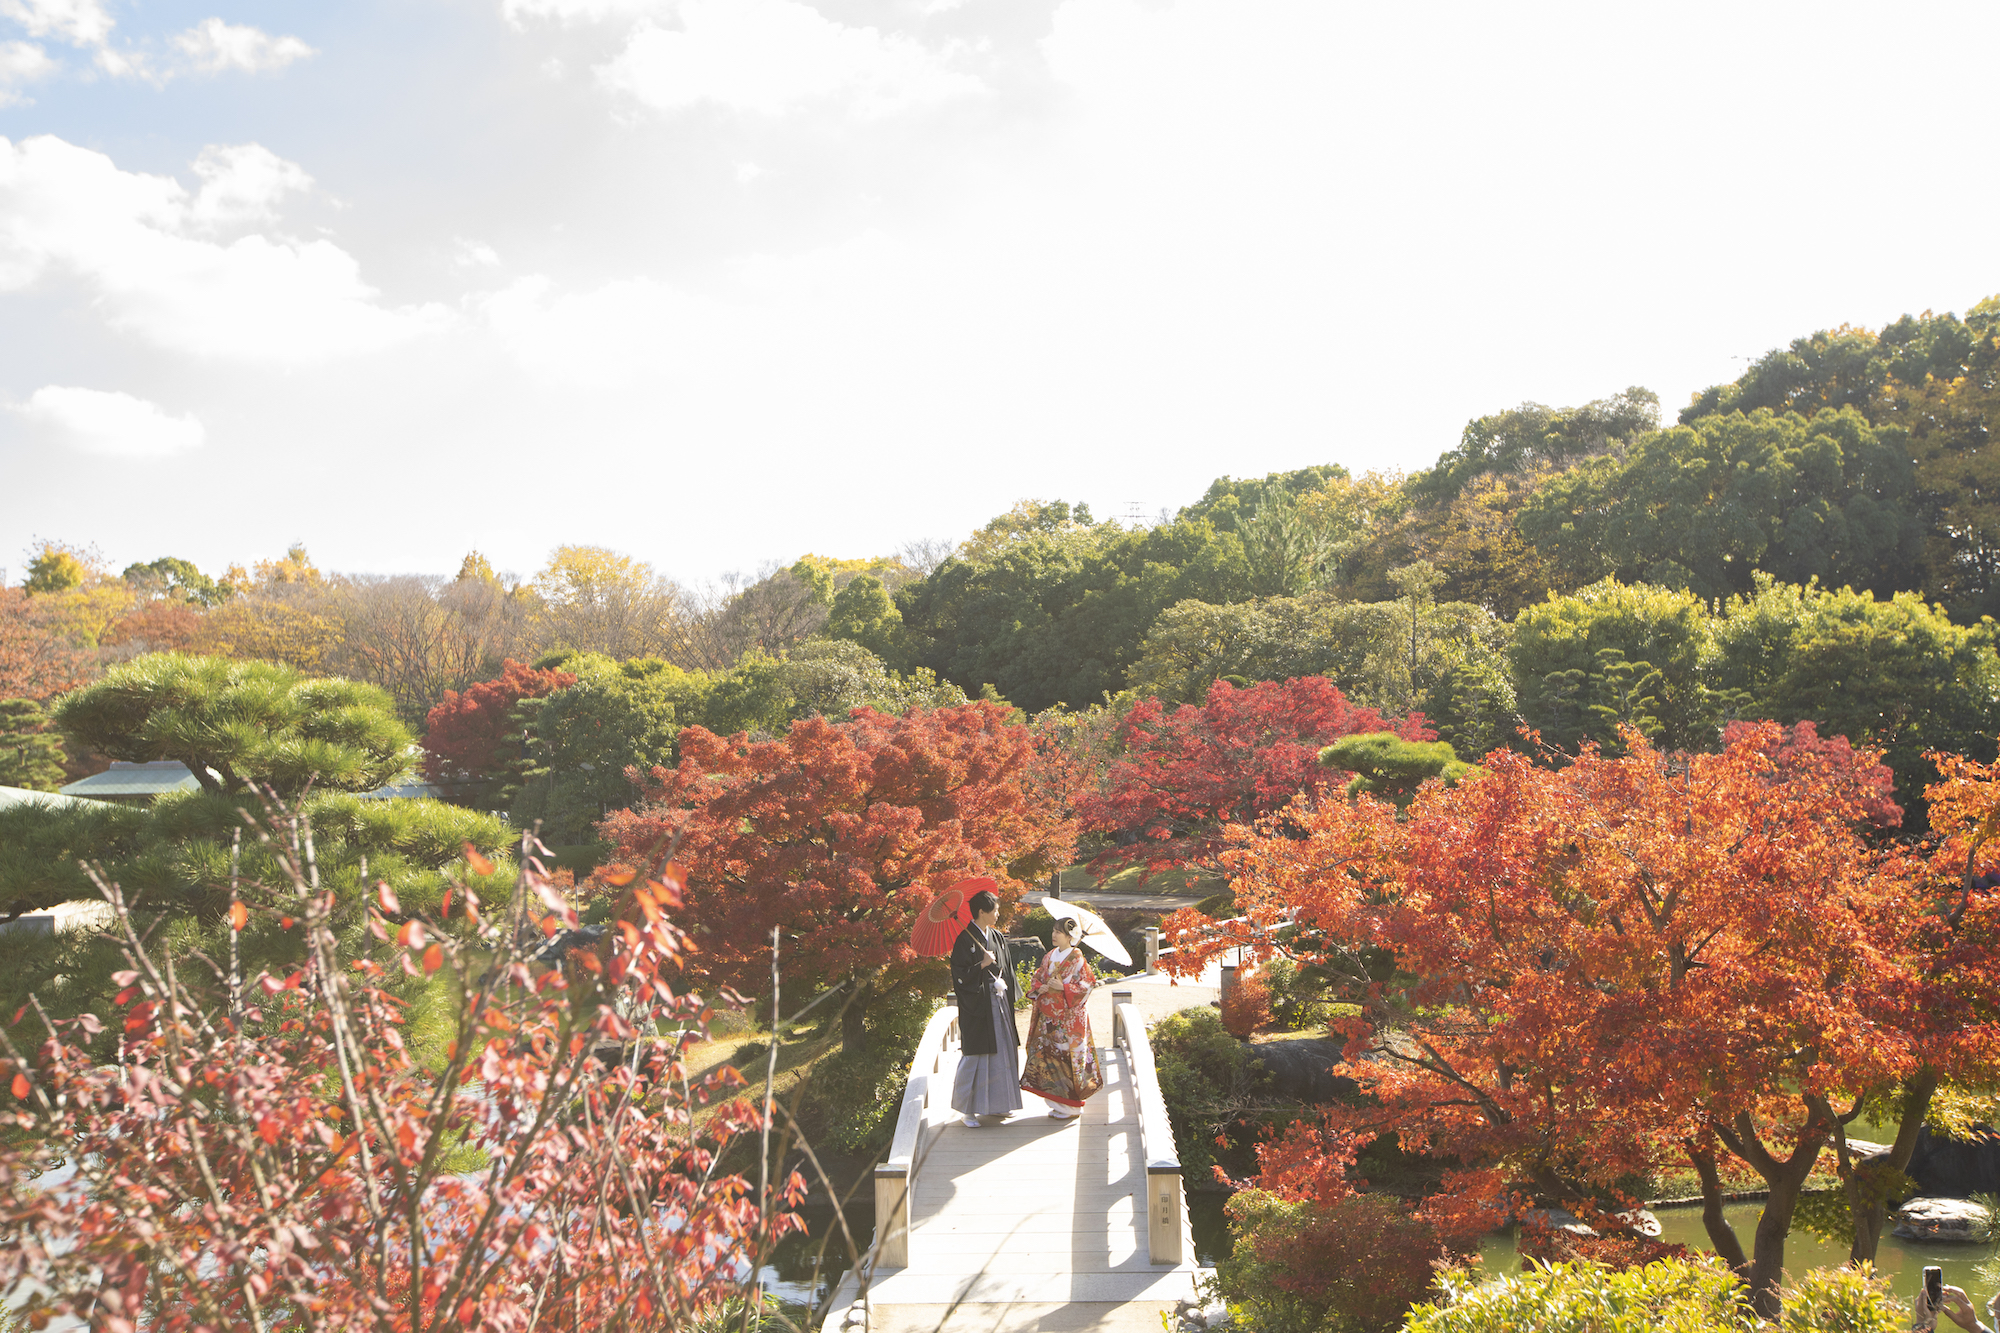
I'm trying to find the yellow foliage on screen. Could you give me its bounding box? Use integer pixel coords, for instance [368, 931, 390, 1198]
[192, 599, 342, 672]
[793, 553, 916, 589]
[219, 545, 323, 597]
[533, 545, 657, 607]
[39, 583, 139, 648]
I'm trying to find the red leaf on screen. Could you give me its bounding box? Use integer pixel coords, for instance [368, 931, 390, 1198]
[10, 1073, 28, 1099]
[377, 882, 400, 914]
[601, 867, 638, 888]
[573, 951, 602, 974]
[228, 900, 248, 932]
[259, 975, 285, 995]
[422, 943, 443, 974]
[281, 915, 295, 929]
[398, 920, 427, 949]
[114, 987, 137, 1006]
[464, 843, 495, 876]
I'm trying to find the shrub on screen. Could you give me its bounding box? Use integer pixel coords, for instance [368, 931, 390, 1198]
[1406, 1256, 1758, 1332]
[798, 989, 935, 1155]
[1151, 1007, 1267, 1183]
[1218, 1189, 1442, 1333]
[1259, 955, 1345, 1031]
[0, 811, 795, 1329]
[1222, 963, 1273, 1037]
[1779, 1264, 1902, 1333]
[798, 1044, 909, 1155]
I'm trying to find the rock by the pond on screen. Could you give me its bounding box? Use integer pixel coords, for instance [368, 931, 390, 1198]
[1907, 1124, 2000, 1197]
[1249, 1037, 1360, 1104]
[1519, 1206, 1662, 1238]
[1894, 1196, 1995, 1243]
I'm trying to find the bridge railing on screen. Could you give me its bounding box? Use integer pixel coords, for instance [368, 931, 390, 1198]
[871, 1003, 959, 1269]
[1112, 989, 1185, 1265]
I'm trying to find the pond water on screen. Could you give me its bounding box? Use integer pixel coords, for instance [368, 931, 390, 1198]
[1474, 1200, 1998, 1298]
[1186, 1190, 1999, 1307]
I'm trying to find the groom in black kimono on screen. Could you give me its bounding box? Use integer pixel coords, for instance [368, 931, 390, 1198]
[948, 890, 1023, 1127]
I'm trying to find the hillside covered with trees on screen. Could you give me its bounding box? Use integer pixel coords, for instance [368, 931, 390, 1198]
[8, 295, 1995, 831]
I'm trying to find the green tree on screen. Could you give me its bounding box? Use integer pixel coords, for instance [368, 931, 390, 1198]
[1179, 465, 1349, 535]
[1126, 593, 1514, 757]
[0, 697, 66, 790]
[54, 653, 412, 797]
[698, 641, 967, 739]
[1711, 578, 2000, 815]
[1516, 407, 1924, 600]
[897, 516, 1251, 712]
[1410, 386, 1659, 504]
[509, 653, 707, 844]
[1508, 580, 1718, 752]
[120, 556, 230, 608]
[1677, 298, 2000, 617]
[822, 573, 905, 662]
[1319, 731, 1474, 806]
[1237, 489, 1337, 597]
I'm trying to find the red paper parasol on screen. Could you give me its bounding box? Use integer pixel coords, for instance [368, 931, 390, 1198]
[911, 876, 994, 957]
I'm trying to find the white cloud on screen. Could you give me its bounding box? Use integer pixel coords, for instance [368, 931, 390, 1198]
[454, 237, 501, 268]
[598, 0, 982, 117]
[172, 18, 314, 74]
[0, 135, 450, 363]
[0, 38, 51, 104]
[17, 385, 205, 457]
[0, 0, 110, 47]
[189, 143, 312, 226]
[501, 0, 664, 25]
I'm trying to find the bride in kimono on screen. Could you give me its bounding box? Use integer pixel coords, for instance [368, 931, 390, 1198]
[1019, 920, 1105, 1120]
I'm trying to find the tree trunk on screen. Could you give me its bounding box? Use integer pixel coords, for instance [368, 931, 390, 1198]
[1715, 1113, 1828, 1322]
[1746, 1167, 1812, 1322]
[840, 983, 871, 1057]
[1850, 1066, 1937, 1265]
[1688, 1143, 1749, 1274]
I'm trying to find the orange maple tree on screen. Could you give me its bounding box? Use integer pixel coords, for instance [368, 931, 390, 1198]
[599, 701, 1075, 1053]
[1165, 724, 1924, 1318]
[0, 586, 99, 701]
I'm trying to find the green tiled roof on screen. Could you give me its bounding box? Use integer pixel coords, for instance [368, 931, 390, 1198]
[0, 784, 104, 811]
[59, 762, 202, 799]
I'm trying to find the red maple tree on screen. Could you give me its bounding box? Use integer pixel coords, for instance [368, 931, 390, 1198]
[1078, 677, 1430, 876]
[421, 658, 577, 788]
[1164, 724, 1921, 1319]
[599, 701, 1075, 1053]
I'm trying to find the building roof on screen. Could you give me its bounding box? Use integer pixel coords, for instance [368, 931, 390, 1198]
[362, 781, 448, 801]
[55, 762, 448, 803]
[0, 784, 105, 811]
[59, 761, 202, 799]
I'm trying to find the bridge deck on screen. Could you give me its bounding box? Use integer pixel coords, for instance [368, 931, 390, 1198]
[825, 1043, 1199, 1333]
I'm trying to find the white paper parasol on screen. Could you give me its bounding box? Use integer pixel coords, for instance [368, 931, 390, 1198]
[1036, 896, 1133, 966]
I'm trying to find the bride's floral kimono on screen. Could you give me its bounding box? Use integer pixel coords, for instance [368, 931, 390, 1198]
[1019, 945, 1105, 1109]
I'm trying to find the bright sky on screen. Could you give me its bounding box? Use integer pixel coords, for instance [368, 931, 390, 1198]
[1, 0, 1996, 586]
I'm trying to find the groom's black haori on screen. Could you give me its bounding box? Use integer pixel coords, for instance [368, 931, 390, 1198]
[950, 917, 1017, 1055]
[948, 888, 1024, 1119]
